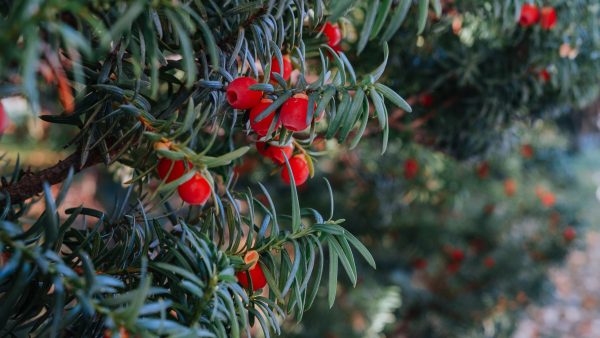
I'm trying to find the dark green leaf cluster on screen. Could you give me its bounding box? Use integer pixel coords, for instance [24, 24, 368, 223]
[1, 171, 377, 336]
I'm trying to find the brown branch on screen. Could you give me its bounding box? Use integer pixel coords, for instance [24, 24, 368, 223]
[1, 149, 106, 205]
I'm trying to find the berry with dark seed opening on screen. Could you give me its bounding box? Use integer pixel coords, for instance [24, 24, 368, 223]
[226, 77, 263, 109]
[236, 250, 268, 291]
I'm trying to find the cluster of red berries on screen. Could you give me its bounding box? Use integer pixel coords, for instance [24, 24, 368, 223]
[227, 75, 322, 136]
[155, 143, 212, 205]
[235, 250, 267, 291]
[256, 141, 310, 186]
[519, 4, 557, 30]
[225, 76, 312, 186]
[224, 22, 345, 187]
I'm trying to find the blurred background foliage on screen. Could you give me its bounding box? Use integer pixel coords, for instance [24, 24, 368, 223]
[275, 0, 600, 337]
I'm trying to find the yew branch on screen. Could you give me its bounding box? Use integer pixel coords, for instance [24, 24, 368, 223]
[1, 149, 105, 205]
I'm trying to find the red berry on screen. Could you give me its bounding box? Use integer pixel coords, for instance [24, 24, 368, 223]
[177, 173, 212, 205]
[450, 249, 465, 262]
[538, 69, 551, 82]
[236, 251, 268, 291]
[540, 7, 557, 30]
[563, 227, 576, 242]
[519, 4, 540, 27]
[270, 55, 293, 82]
[484, 257, 496, 268]
[256, 141, 294, 165]
[281, 155, 310, 186]
[540, 191, 556, 207]
[521, 144, 534, 158]
[157, 158, 190, 183]
[418, 94, 434, 107]
[249, 98, 280, 137]
[0, 102, 7, 135]
[476, 161, 489, 179]
[280, 94, 314, 132]
[226, 77, 263, 109]
[412, 258, 428, 270]
[504, 179, 517, 197]
[404, 158, 419, 180]
[323, 22, 342, 47]
[236, 265, 267, 291]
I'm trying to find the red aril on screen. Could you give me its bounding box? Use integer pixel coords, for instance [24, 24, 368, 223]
[226, 77, 263, 109]
[418, 94, 434, 107]
[249, 98, 280, 137]
[280, 93, 315, 132]
[404, 158, 419, 180]
[540, 7, 557, 30]
[323, 22, 342, 47]
[519, 4, 540, 27]
[177, 173, 212, 205]
[0, 102, 7, 135]
[236, 250, 268, 291]
[157, 158, 190, 183]
[281, 155, 310, 186]
[256, 141, 294, 165]
[270, 55, 293, 82]
[504, 179, 517, 196]
[563, 227, 576, 242]
[450, 249, 465, 262]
